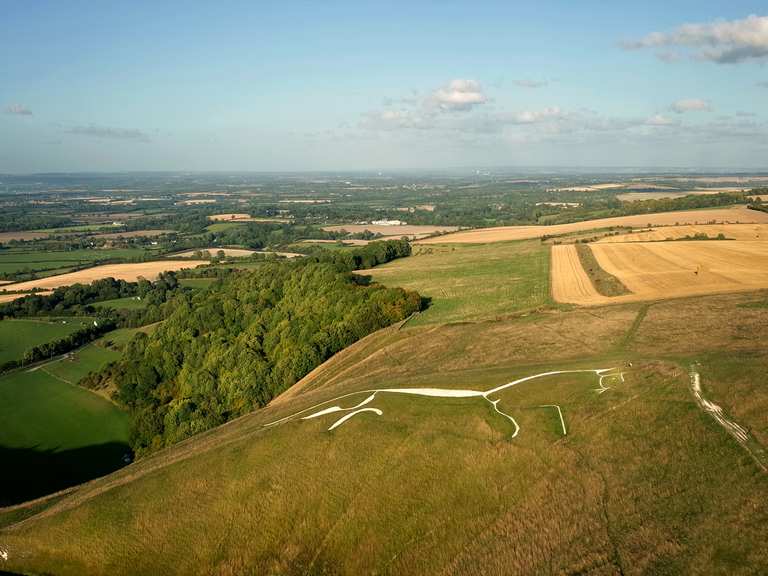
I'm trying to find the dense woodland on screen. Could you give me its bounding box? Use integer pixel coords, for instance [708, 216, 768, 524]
[67, 241, 421, 454]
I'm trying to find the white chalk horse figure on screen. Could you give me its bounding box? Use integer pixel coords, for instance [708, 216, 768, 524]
[264, 369, 623, 437]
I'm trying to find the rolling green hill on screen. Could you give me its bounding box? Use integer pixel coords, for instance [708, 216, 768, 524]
[2, 290, 767, 574]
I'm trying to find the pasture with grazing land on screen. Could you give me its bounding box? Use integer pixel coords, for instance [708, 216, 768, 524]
[364, 240, 550, 324]
[0, 318, 95, 366]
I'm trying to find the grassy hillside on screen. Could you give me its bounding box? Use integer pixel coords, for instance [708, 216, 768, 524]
[364, 240, 550, 324]
[92, 296, 148, 310]
[2, 291, 767, 574]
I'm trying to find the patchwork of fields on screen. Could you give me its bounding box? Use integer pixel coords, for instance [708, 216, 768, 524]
[417, 206, 768, 244]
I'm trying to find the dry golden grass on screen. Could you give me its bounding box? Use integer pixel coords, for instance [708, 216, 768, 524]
[417, 206, 768, 244]
[596, 223, 768, 243]
[0, 261, 206, 292]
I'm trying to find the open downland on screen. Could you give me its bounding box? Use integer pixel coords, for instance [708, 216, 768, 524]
[2, 293, 768, 574]
[552, 241, 768, 306]
[417, 206, 768, 244]
[0, 260, 206, 293]
[364, 240, 550, 324]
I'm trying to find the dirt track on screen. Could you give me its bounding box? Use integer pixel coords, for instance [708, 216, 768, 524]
[417, 206, 768, 244]
[0, 261, 206, 293]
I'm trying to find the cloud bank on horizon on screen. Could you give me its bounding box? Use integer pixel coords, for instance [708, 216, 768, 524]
[1, 4, 767, 172]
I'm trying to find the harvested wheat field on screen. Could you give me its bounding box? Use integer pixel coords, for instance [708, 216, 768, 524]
[550, 245, 607, 305]
[0, 261, 206, 292]
[323, 224, 459, 238]
[172, 248, 255, 258]
[209, 213, 251, 221]
[552, 241, 768, 305]
[597, 223, 768, 243]
[0, 291, 54, 303]
[418, 206, 768, 244]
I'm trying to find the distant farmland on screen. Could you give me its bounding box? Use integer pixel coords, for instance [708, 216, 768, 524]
[0, 260, 206, 293]
[417, 206, 768, 244]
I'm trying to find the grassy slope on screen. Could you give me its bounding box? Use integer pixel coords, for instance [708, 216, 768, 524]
[365, 240, 550, 324]
[0, 318, 94, 365]
[2, 291, 768, 574]
[92, 296, 148, 310]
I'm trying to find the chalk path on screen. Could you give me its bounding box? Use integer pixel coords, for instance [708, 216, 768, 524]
[689, 366, 767, 472]
[264, 368, 623, 437]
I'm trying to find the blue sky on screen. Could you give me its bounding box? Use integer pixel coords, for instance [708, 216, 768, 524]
[1, 1, 767, 172]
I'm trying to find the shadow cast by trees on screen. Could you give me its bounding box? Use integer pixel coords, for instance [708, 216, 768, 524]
[0, 442, 131, 506]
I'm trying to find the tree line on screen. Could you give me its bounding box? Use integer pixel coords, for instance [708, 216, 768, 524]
[85, 240, 419, 455]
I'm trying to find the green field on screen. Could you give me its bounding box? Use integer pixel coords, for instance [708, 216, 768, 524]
[0, 247, 153, 276]
[0, 317, 94, 365]
[92, 296, 148, 310]
[365, 240, 550, 324]
[0, 358, 129, 505]
[179, 277, 217, 288]
[205, 222, 246, 232]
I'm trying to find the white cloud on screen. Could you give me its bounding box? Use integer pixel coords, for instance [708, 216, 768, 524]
[645, 114, 676, 126]
[670, 99, 711, 113]
[64, 125, 152, 142]
[510, 107, 563, 124]
[514, 79, 548, 88]
[431, 79, 487, 111]
[625, 14, 768, 64]
[5, 104, 32, 116]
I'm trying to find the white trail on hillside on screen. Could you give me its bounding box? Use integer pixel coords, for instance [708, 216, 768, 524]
[264, 368, 622, 435]
[689, 366, 767, 472]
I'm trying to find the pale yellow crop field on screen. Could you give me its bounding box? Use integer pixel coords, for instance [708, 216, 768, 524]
[0, 261, 206, 293]
[551, 241, 768, 306]
[597, 223, 768, 243]
[418, 206, 768, 244]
